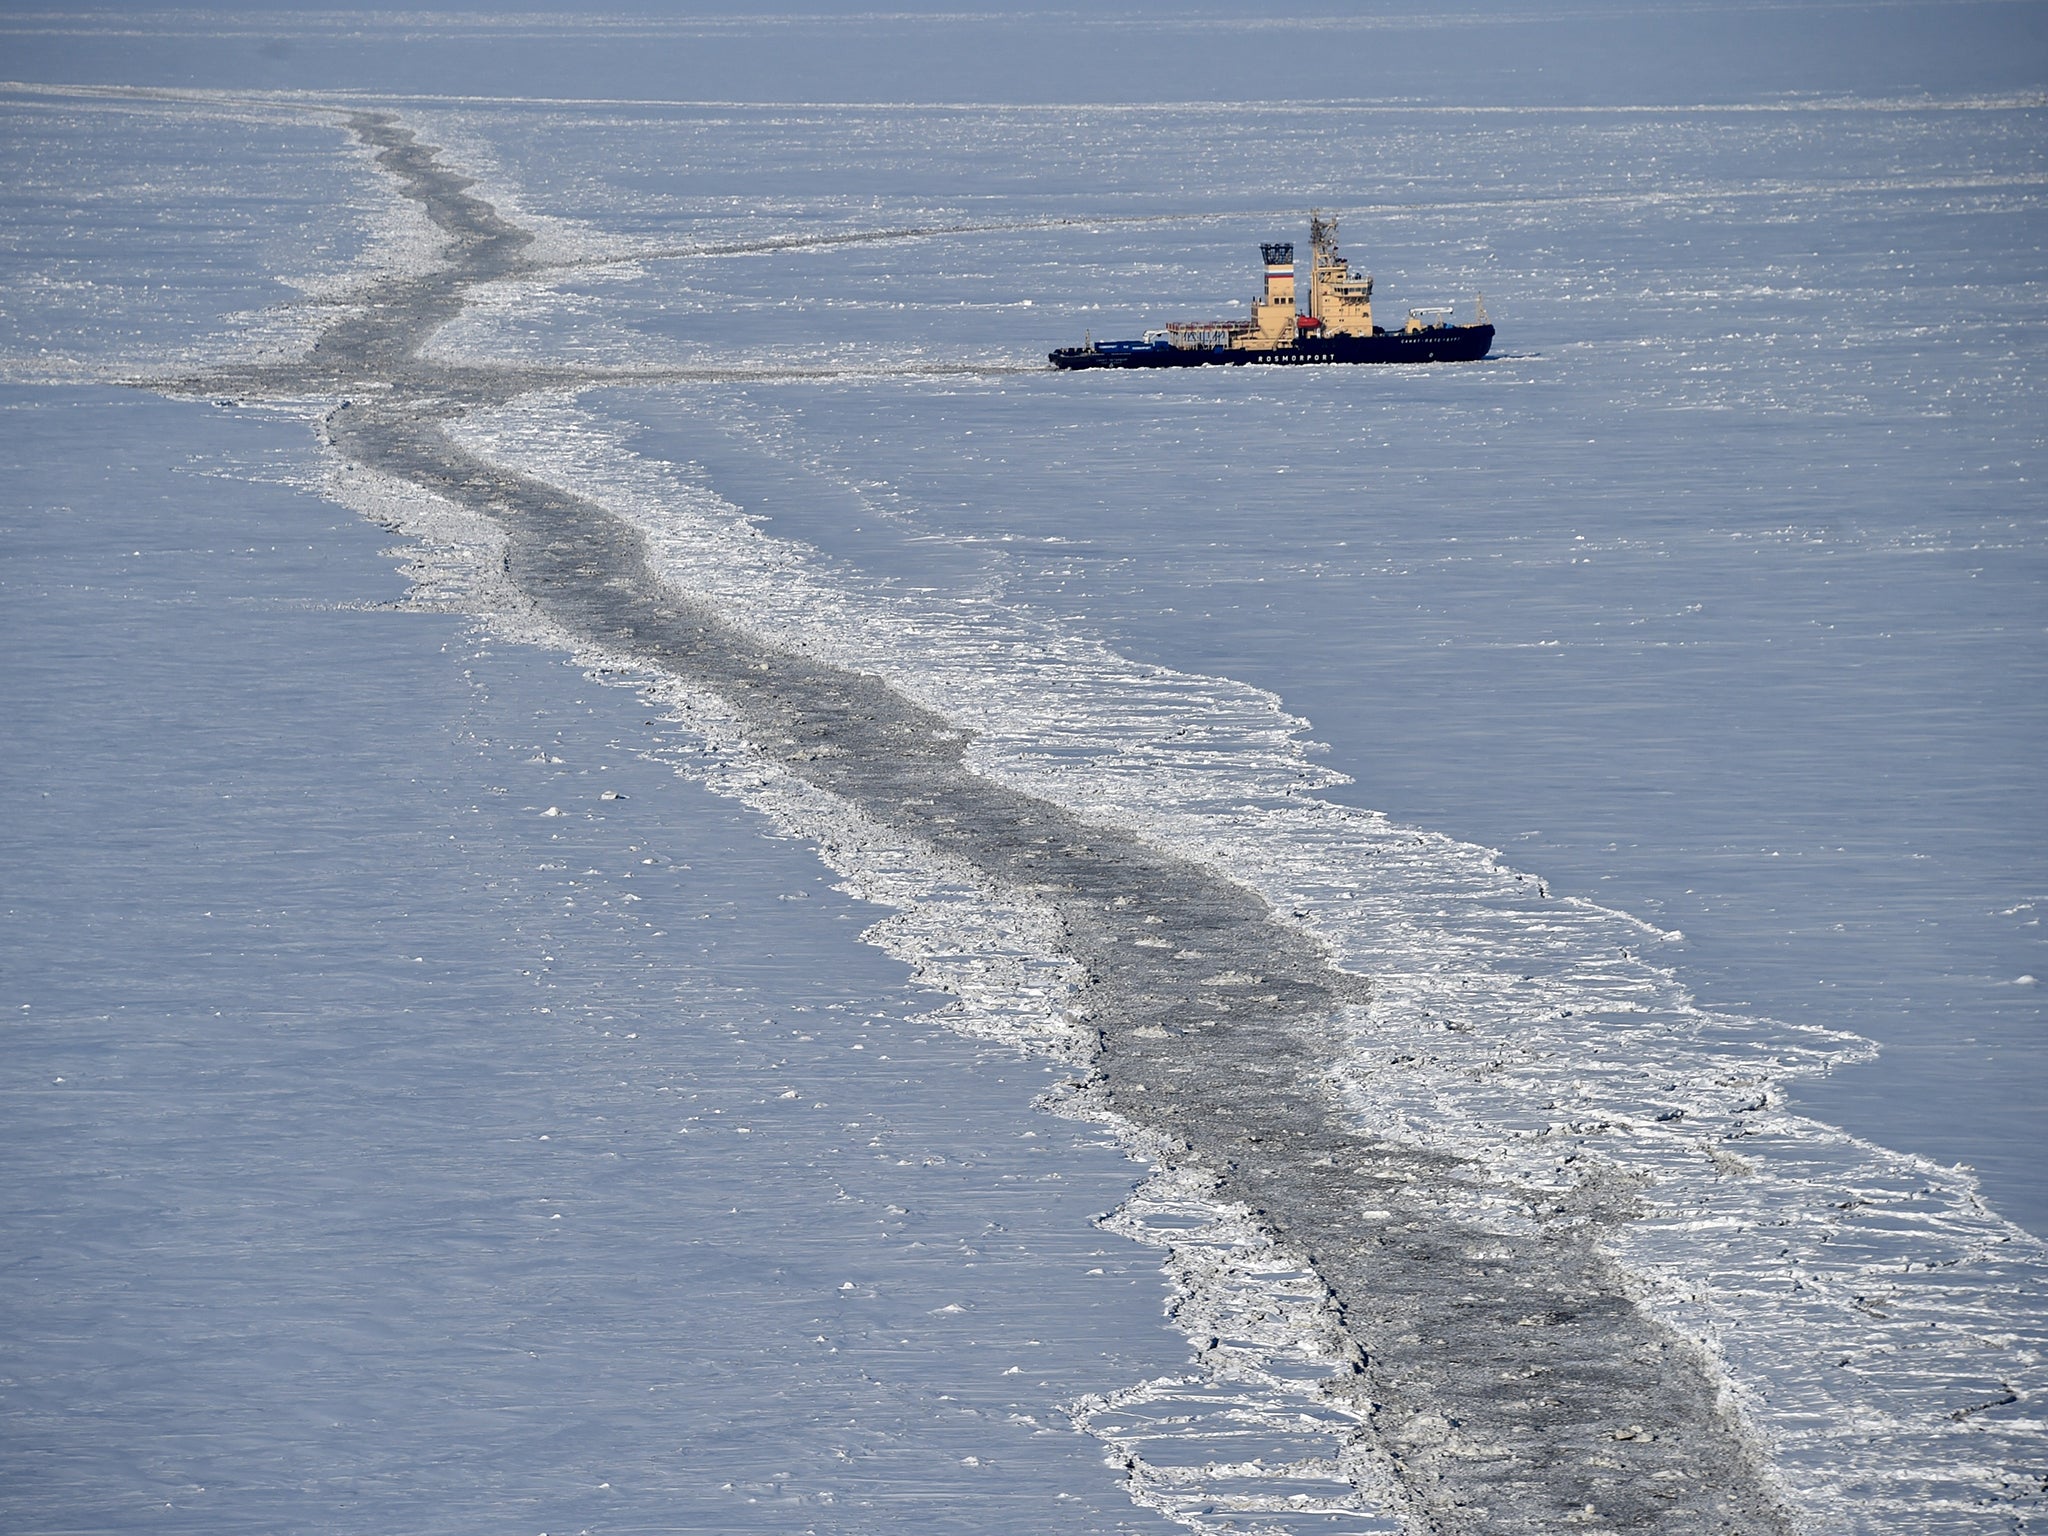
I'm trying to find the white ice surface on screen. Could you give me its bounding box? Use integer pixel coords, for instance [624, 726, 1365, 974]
[6, 26, 2046, 1534]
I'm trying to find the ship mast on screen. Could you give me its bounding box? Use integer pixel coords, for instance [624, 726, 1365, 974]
[1305, 209, 1373, 338]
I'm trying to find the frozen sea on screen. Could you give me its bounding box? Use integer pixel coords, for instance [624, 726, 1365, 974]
[3, 6, 2044, 1534]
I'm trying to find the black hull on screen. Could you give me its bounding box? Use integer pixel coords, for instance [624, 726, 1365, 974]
[1050, 324, 1493, 370]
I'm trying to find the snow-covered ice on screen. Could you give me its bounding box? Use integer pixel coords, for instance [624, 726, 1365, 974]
[3, 7, 2043, 1532]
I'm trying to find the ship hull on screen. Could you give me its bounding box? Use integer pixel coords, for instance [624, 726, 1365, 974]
[1049, 323, 1494, 370]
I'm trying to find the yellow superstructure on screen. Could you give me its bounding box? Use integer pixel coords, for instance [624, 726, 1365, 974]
[1241, 241, 1299, 349]
[1304, 211, 1374, 337]
[1229, 219, 1376, 350]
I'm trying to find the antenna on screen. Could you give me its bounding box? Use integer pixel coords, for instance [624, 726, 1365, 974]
[1474, 293, 1488, 324]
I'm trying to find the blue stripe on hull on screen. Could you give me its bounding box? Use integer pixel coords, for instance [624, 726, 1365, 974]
[1050, 324, 1494, 369]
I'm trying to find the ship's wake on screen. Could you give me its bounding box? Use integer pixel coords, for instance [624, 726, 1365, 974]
[126, 101, 2046, 1535]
